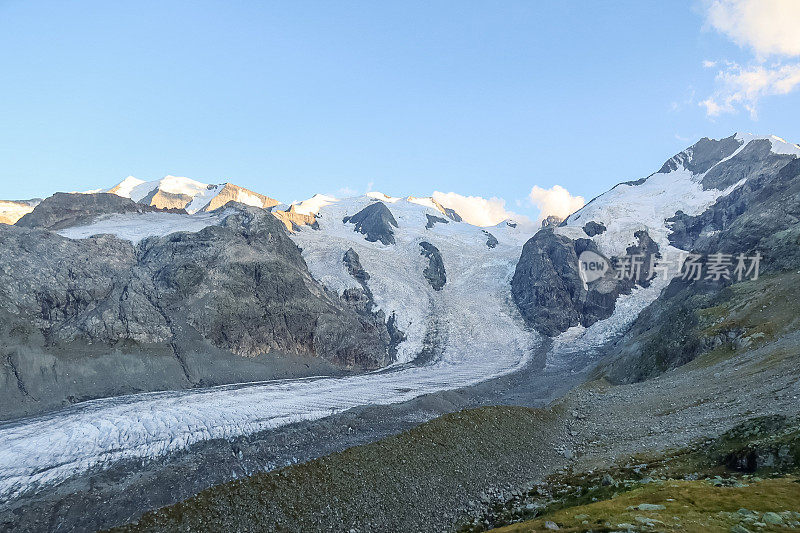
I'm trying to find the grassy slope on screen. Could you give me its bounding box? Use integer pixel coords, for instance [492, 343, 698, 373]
[492, 477, 800, 532]
[477, 414, 800, 532]
[688, 271, 800, 369]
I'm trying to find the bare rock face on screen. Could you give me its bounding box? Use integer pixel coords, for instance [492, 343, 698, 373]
[483, 230, 498, 249]
[0, 199, 39, 225]
[430, 198, 463, 222]
[669, 156, 800, 270]
[0, 227, 165, 345]
[596, 153, 800, 385]
[511, 228, 656, 336]
[510, 228, 584, 336]
[136, 207, 393, 365]
[272, 204, 320, 232]
[343, 247, 370, 284]
[425, 214, 449, 229]
[199, 183, 279, 213]
[700, 138, 793, 190]
[343, 202, 398, 245]
[139, 188, 193, 210]
[541, 215, 563, 228]
[0, 205, 395, 418]
[341, 247, 405, 355]
[582, 221, 606, 237]
[659, 134, 743, 175]
[419, 241, 446, 291]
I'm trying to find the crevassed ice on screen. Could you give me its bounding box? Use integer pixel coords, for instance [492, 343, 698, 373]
[0, 197, 540, 499]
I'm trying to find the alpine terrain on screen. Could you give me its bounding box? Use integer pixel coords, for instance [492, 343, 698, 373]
[2, 133, 800, 532]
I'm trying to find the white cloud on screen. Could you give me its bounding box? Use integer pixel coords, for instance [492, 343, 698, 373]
[527, 185, 585, 222]
[700, 62, 800, 118]
[703, 60, 718, 68]
[429, 186, 582, 228]
[701, 0, 800, 117]
[431, 191, 523, 227]
[705, 0, 800, 57]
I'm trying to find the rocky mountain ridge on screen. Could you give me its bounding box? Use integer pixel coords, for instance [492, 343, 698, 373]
[2, 133, 800, 532]
[1, 133, 798, 422]
[0, 200, 395, 418]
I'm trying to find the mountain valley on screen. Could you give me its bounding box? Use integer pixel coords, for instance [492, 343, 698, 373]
[1, 133, 800, 532]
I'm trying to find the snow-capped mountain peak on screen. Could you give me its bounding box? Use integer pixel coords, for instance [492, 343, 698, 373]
[291, 193, 338, 216]
[105, 176, 277, 214]
[557, 133, 799, 258]
[734, 132, 800, 156]
[106, 176, 146, 198]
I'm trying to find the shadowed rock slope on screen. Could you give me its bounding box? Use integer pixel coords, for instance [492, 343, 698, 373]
[343, 201, 398, 245]
[595, 154, 800, 383]
[0, 204, 393, 419]
[510, 228, 654, 336]
[15, 192, 176, 230]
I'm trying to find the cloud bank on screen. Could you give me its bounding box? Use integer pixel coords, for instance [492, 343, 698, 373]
[702, 0, 800, 117]
[431, 185, 584, 228]
[528, 185, 585, 222]
[431, 191, 525, 227]
[706, 0, 800, 57]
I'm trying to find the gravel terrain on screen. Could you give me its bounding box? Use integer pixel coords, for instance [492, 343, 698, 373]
[106, 327, 800, 532]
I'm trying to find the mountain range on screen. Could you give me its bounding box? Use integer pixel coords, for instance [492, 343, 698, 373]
[1, 133, 800, 532]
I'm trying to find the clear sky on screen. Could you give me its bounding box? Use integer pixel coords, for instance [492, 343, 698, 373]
[1, 0, 799, 221]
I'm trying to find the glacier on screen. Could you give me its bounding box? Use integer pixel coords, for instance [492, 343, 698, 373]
[4, 132, 796, 501]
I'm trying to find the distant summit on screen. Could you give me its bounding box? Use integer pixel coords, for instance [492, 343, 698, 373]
[106, 175, 279, 213]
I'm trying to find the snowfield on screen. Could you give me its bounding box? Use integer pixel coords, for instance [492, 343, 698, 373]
[556, 133, 799, 258]
[56, 210, 233, 243]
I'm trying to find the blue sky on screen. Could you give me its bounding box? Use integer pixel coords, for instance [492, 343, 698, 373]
[1, 1, 799, 221]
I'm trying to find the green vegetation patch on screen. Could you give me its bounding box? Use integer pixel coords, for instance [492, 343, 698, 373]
[464, 416, 800, 533]
[491, 477, 800, 532]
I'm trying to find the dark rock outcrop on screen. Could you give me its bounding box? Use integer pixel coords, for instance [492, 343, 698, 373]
[425, 214, 449, 229]
[15, 192, 176, 230]
[342, 247, 406, 355]
[419, 241, 446, 291]
[658, 134, 742, 175]
[596, 153, 800, 384]
[620, 230, 660, 288]
[343, 202, 398, 245]
[511, 228, 656, 336]
[483, 230, 498, 249]
[272, 204, 320, 232]
[669, 157, 800, 270]
[343, 247, 370, 284]
[701, 138, 793, 190]
[541, 215, 563, 228]
[582, 221, 606, 237]
[442, 208, 461, 222]
[511, 229, 585, 336]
